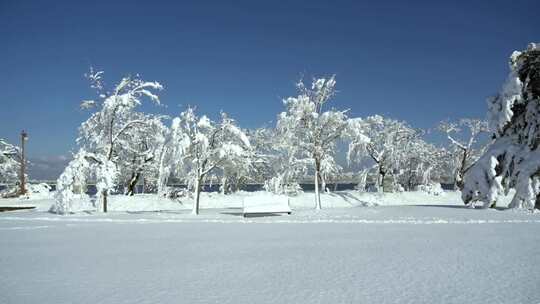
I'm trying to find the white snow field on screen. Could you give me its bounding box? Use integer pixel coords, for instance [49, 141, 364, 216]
[1, 191, 540, 304]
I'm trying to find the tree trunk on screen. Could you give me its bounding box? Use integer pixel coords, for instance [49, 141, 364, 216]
[379, 169, 386, 193]
[456, 149, 468, 190]
[192, 176, 202, 215]
[314, 171, 321, 210]
[126, 172, 141, 196]
[102, 190, 108, 213]
[221, 176, 227, 195]
[455, 177, 464, 191]
[320, 172, 327, 193]
[157, 147, 169, 195]
[453, 170, 459, 191]
[314, 158, 322, 210]
[407, 169, 413, 191]
[142, 178, 145, 194]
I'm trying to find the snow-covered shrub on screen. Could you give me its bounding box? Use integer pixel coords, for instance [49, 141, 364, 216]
[262, 176, 281, 194]
[415, 183, 444, 196]
[95, 158, 118, 212]
[28, 183, 51, 193]
[462, 43, 540, 210]
[160, 186, 191, 200]
[24, 183, 52, 199]
[52, 151, 93, 214]
[263, 176, 303, 196]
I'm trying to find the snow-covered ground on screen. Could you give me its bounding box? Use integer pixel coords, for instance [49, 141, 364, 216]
[1, 190, 539, 303]
[0, 189, 519, 213]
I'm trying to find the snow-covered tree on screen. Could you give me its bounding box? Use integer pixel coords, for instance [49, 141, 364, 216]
[250, 127, 308, 195]
[52, 150, 93, 214]
[347, 115, 416, 192]
[438, 118, 489, 189]
[71, 68, 163, 212]
[208, 126, 255, 195]
[169, 108, 250, 214]
[396, 138, 449, 191]
[218, 148, 253, 194]
[277, 76, 348, 209]
[0, 138, 21, 197]
[462, 43, 540, 210]
[0, 138, 20, 184]
[116, 115, 168, 195]
[319, 154, 342, 193]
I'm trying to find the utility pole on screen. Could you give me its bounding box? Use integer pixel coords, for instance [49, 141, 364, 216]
[20, 130, 28, 196]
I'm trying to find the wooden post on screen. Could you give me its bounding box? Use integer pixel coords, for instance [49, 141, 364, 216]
[20, 130, 28, 195]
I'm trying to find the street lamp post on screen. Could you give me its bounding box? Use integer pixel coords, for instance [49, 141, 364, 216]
[20, 130, 28, 196]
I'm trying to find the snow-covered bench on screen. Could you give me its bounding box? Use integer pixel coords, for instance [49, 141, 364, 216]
[242, 194, 291, 217]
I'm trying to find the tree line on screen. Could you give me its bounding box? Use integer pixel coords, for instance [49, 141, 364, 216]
[3, 43, 539, 213]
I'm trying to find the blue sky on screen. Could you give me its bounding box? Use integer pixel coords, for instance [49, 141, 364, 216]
[0, 0, 538, 178]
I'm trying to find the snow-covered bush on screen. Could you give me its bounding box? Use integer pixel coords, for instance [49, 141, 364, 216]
[94, 158, 118, 212]
[160, 186, 191, 200]
[462, 43, 540, 210]
[277, 76, 349, 209]
[415, 183, 444, 196]
[25, 183, 51, 199]
[52, 150, 93, 214]
[263, 176, 303, 196]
